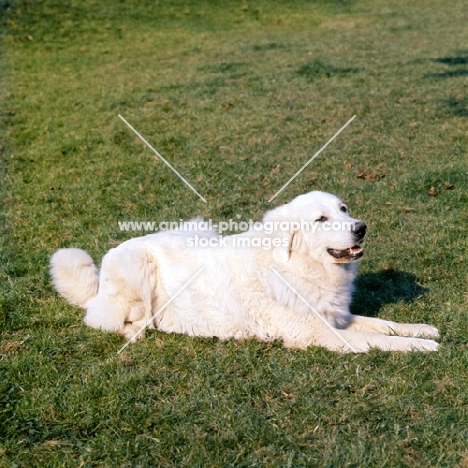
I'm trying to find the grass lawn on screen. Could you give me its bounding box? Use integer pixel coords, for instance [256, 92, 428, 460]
[1, 0, 468, 465]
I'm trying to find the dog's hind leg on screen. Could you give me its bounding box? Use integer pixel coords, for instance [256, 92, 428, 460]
[83, 245, 158, 341]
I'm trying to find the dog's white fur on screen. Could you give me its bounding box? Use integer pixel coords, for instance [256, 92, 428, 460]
[50, 191, 439, 353]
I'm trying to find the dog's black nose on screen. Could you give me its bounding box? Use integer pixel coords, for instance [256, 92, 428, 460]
[352, 221, 367, 239]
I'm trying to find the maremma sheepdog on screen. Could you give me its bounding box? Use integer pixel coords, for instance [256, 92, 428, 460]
[50, 191, 439, 353]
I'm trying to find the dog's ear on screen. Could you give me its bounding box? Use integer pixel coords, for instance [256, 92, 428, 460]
[263, 205, 297, 264]
[272, 235, 293, 264]
[272, 231, 303, 264]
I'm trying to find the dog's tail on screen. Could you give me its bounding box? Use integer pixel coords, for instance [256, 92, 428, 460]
[50, 248, 99, 308]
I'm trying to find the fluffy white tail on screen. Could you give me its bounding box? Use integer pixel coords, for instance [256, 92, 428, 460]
[50, 248, 99, 308]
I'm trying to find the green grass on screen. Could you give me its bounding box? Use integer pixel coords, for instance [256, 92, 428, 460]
[1, 0, 468, 465]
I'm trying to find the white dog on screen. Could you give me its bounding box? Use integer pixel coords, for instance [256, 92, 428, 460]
[50, 191, 439, 353]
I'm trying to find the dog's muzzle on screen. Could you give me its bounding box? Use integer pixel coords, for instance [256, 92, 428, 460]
[352, 221, 367, 241]
[327, 221, 366, 262]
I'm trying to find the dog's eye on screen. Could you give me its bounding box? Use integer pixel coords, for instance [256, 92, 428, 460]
[340, 205, 348, 213]
[316, 216, 327, 222]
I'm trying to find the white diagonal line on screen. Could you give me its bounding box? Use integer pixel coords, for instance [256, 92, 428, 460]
[268, 115, 356, 202]
[118, 114, 207, 203]
[117, 267, 205, 354]
[268, 267, 357, 352]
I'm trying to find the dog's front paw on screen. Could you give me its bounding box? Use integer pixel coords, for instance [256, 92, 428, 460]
[415, 324, 440, 339]
[412, 338, 439, 352]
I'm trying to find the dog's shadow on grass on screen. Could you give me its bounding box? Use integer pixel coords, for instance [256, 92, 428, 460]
[351, 269, 428, 317]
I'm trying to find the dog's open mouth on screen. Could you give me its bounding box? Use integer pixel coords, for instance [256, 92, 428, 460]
[327, 245, 363, 261]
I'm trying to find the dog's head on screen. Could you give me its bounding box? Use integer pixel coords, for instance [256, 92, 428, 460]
[263, 191, 366, 265]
